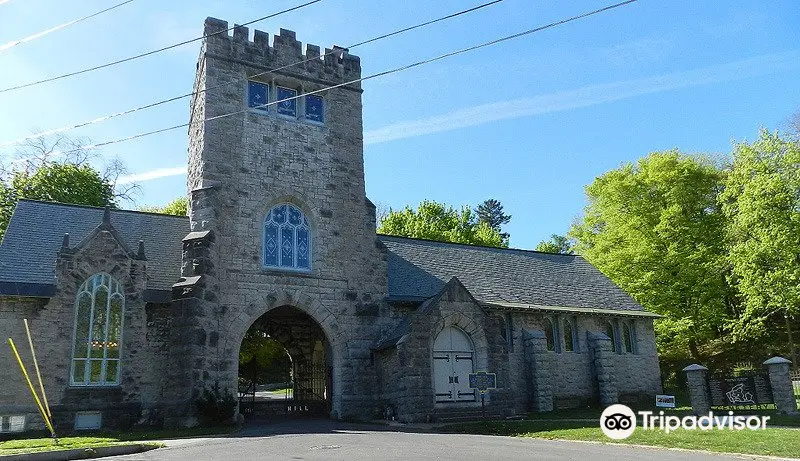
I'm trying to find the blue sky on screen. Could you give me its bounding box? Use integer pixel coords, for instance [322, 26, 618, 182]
[0, 0, 798, 250]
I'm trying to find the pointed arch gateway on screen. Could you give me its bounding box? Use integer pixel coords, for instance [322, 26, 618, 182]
[433, 327, 476, 402]
[237, 305, 332, 417]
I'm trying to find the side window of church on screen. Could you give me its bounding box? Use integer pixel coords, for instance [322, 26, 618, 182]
[264, 204, 311, 271]
[248, 81, 268, 111]
[71, 273, 124, 386]
[276, 86, 298, 117]
[305, 95, 324, 123]
[544, 318, 556, 352]
[604, 321, 617, 353]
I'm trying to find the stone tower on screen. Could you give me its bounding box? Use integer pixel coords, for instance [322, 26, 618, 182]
[167, 18, 388, 425]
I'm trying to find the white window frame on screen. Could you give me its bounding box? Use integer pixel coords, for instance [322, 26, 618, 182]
[70, 273, 124, 387]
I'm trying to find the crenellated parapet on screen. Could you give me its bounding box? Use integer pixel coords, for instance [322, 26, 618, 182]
[202, 17, 361, 85]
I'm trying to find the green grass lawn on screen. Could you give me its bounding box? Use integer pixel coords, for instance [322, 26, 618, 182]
[0, 426, 233, 455]
[443, 418, 800, 458]
[0, 437, 163, 455]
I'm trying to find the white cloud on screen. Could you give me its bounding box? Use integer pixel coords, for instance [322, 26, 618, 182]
[117, 166, 186, 184]
[364, 50, 799, 146]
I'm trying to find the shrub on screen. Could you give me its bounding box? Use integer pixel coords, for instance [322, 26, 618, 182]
[195, 384, 236, 426]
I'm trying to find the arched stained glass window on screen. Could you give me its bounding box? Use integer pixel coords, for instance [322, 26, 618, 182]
[71, 273, 124, 386]
[264, 204, 311, 271]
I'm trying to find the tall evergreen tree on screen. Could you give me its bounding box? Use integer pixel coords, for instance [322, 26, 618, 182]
[476, 199, 511, 244]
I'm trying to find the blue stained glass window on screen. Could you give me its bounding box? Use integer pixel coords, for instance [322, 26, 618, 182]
[264, 204, 310, 271]
[280, 226, 294, 267]
[305, 95, 324, 123]
[248, 81, 268, 111]
[288, 206, 301, 225]
[264, 223, 278, 266]
[297, 227, 309, 268]
[273, 204, 287, 224]
[276, 86, 297, 117]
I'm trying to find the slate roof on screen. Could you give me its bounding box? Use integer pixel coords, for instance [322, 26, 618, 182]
[0, 200, 646, 313]
[0, 200, 188, 293]
[378, 235, 645, 312]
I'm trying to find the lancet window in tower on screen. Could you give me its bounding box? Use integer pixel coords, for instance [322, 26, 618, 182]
[264, 204, 311, 271]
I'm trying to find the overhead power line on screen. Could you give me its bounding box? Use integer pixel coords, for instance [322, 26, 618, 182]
[0, 0, 323, 94]
[0, 0, 135, 53]
[0, 0, 504, 147]
[39, 0, 641, 158]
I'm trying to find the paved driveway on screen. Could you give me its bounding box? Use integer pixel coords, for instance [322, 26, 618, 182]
[106, 419, 779, 461]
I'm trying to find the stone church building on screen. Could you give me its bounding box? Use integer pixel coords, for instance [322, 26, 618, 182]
[0, 19, 661, 431]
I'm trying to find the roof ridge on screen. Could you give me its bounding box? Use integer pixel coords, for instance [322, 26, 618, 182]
[18, 198, 190, 220]
[376, 233, 583, 258]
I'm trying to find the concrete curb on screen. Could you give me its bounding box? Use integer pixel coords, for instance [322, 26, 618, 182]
[0, 443, 161, 461]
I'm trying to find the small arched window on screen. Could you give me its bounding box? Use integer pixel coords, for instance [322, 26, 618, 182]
[71, 273, 124, 386]
[544, 318, 556, 352]
[564, 319, 575, 352]
[622, 322, 634, 353]
[604, 321, 617, 353]
[264, 204, 311, 271]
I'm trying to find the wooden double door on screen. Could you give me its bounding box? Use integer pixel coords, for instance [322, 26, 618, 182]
[433, 327, 476, 402]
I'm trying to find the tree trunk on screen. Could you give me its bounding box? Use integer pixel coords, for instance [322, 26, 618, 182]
[786, 314, 798, 366]
[688, 337, 703, 363]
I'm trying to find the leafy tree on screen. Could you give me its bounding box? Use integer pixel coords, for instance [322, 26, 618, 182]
[0, 163, 116, 240]
[476, 199, 511, 243]
[535, 234, 574, 254]
[720, 130, 800, 364]
[0, 134, 136, 240]
[379, 200, 507, 248]
[570, 150, 731, 361]
[139, 196, 188, 216]
[239, 328, 292, 385]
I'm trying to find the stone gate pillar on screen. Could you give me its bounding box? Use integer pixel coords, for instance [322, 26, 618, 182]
[682, 364, 710, 415]
[763, 357, 798, 415]
[588, 332, 617, 406]
[523, 330, 553, 412]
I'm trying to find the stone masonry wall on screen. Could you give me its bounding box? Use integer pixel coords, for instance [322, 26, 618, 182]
[511, 313, 661, 410]
[0, 222, 152, 432]
[171, 18, 390, 423]
[377, 280, 517, 423]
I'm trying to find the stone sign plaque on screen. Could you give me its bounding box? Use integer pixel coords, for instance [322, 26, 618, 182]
[708, 374, 773, 406]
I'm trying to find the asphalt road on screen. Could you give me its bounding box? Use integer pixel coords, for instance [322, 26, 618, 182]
[105, 419, 777, 461]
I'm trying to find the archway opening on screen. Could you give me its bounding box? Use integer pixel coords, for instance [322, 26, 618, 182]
[238, 305, 331, 419]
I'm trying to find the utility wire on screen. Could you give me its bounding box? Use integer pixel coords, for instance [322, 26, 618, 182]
[0, 0, 504, 147]
[39, 0, 641, 158]
[0, 0, 135, 53]
[0, 0, 323, 93]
